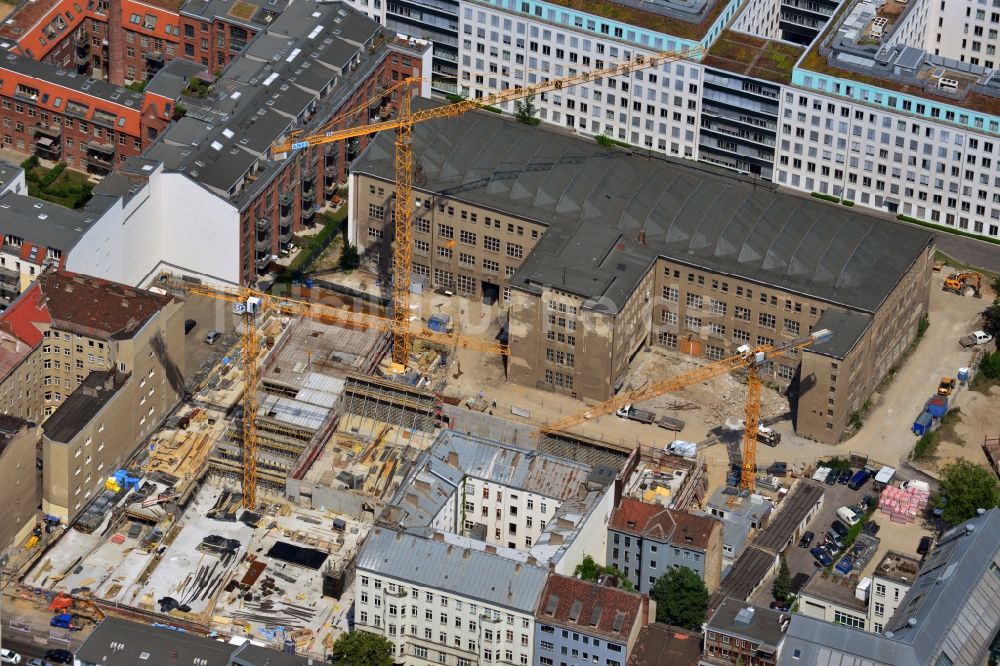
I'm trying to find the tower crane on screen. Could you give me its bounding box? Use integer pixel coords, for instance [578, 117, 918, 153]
[162, 276, 506, 509]
[271, 45, 704, 367]
[536, 329, 833, 491]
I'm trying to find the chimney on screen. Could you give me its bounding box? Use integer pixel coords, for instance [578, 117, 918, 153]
[107, 0, 125, 85]
[638, 229, 646, 245]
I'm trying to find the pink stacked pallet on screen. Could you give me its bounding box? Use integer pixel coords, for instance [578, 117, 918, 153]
[879, 486, 930, 523]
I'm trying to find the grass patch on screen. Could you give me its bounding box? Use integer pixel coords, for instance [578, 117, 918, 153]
[229, 0, 257, 18]
[817, 457, 853, 471]
[898, 213, 1000, 246]
[22, 157, 93, 209]
[934, 250, 999, 280]
[911, 408, 962, 460]
[278, 207, 348, 282]
[596, 134, 633, 149]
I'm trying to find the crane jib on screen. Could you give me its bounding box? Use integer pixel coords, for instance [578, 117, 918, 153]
[291, 141, 310, 150]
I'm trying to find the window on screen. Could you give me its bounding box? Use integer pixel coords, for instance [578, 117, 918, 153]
[658, 331, 677, 348]
[685, 293, 703, 309]
[735, 306, 750, 321]
[662, 286, 678, 302]
[460, 230, 477, 246]
[784, 319, 800, 336]
[684, 315, 701, 332]
[484, 236, 500, 252]
[506, 243, 523, 259]
[367, 227, 383, 240]
[368, 203, 384, 220]
[438, 224, 454, 239]
[759, 313, 776, 329]
[874, 602, 885, 617]
[710, 299, 726, 315]
[834, 610, 865, 629]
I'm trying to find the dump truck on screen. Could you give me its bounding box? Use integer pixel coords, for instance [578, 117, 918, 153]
[615, 404, 656, 424]
[960, 331, 993, 347]
[943, 271, 982, 296]
[757, 425, 781, 447]
[925, 395, 948, 419]
[937, 377, 956, 396]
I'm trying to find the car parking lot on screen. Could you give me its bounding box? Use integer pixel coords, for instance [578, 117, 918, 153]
[750, 473, 934, 606]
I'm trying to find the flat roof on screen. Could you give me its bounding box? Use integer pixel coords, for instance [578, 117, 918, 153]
[801, 569, 868, 612]
[703, 30, 804, 84]
[75, 617, 234, 666]
[530, 0, 730, 41]
[805, 308, 873, 360]
[872, 551, 921, 586]
[627, 624, 702, 665]
[352, 109, 933, 315]
[43, 370, 128, 443]
[0, 158, 20, 192]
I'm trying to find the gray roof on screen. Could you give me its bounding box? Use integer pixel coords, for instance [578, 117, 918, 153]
[43, 371, 128, 443]
[0, 51, 144, 111]
[232, 643, 312, 665]
[357, 527, 549, 613]
[779, 614, 916, 666]
[883, 508, 1000, 663]
[805, 308, 873, 360]
[0, 191, 97, 251]
[145, 58, 207, 100]
[712, 545, 777, 603]
[75, 617, 234, 666]
[180, 0, 290, 26]
[0, 158, 20, 193]
[140, 0, 382, 210]
[707, 597, 787, 647]
[755, 481, 824, 552]
[352, 111, 933, 315]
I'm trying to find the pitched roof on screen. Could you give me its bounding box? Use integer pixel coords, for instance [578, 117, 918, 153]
[535, 574, 647, 641]
[32, 270, 172, 339]
[0, 280, 51, 347]
[75, 617, 234, 666]
[627, 624, 702, 666]
[706, 597, 787, 648]
[609, 498, 718, 550]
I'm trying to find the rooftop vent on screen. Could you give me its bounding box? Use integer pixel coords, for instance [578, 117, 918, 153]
[735, 606, 756, 626]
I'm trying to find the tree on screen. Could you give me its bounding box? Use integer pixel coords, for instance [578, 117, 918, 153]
[980, 350, 1000, 380]
[328, 630, 393, 666]
[339, 243, 360, 271]
[933, 459, 1000, 524]
[573, 555, 635, 591]
[772, 557, 791, 601]
[514, 94, 540, 126]
[650, 567, 709, 630]
[982, 300, 1000, 340]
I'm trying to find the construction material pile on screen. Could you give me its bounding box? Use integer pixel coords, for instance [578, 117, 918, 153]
[879, 486, 930, 523]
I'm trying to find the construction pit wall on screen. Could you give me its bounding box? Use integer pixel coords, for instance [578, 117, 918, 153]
[22, 477, 371, 658]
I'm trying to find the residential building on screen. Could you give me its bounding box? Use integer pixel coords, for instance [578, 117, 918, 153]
[178, 0, 276, 73]
[349, 109, 934, 443]
[0, 270, 184, 520]
[75, 616, 311, 666]
[705, 489, 773, 567]
[778, 509, 1000, 666]
[0, 52, 173, 172]
[627, 624, 702, 666]
[355, 526, 548, 665]
[703, 598, 788, 666]
[0, 416, 39, 551]
[534, 574, 654, 666]
[606, 497, 723, 594]
[867, 551, 919, 634]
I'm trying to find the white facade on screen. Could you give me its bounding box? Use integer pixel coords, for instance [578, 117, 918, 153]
[775, 88, 1000, 237]
[458, 2, 704, 156]
[66, 165, 242, 288]
[868, 573, 911, 634]
[355, 571, 535, 666]
[459, 477, 560, 550]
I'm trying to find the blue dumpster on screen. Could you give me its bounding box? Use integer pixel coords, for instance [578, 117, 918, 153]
[913, 411, 933, 435]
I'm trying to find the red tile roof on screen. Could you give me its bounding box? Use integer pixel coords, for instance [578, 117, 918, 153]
[609, 498, 719, 551]
[535, 574, 648, 642]
[627, 624, 702, 666]
[0, 281, 50, 347]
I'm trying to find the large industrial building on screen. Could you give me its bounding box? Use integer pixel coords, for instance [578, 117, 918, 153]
[350, 110, 934, 443]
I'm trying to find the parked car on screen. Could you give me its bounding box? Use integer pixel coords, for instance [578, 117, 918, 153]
[824, 531, 845, 552]
[918, 535, 933, 556]
[830, 520, 849, 538]
[863, 521, 881, 536]
[837, 469, 853, 484]
[825, 468, 839, 485]
[798, 531, 815, 548]
[44, 652, 72, 666]
[1, 649, 22, 664]
[204, 330, 222, 345]
[770, 599, 791, 611]
[837, 506, 861, 526]
[848, 469, 872, 490]
[811, 546, 834, 567]
[26, 659, 50, 666]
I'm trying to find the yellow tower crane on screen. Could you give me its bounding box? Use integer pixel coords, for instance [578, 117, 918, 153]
[164, 277, 507, 509]
[535, 329, 833, 492]
[272, 46, 704, 367]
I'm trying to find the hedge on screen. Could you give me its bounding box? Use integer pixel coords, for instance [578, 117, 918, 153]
[897, 214, 1000, 246]
[810, 192, 841, 203]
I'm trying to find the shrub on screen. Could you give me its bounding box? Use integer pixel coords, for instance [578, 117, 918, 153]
[810, 192, 841, 203]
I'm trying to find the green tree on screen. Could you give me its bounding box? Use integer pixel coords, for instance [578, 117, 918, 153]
[933, 459, 1000, 524]
[339, 243, 360, 271]
[514, 95, 540, 126]
[982, 301, 1000, 340]
[772, 557, 791, 601]
[650, 567, 709, 630]
[328, 630, 393, 666]
[573, 555, 635, 591]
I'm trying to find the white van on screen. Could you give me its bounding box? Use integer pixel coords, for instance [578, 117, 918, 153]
[837, 506, 860, 526]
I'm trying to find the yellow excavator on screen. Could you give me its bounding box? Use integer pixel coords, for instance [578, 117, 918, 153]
[943, 271, 982, 297]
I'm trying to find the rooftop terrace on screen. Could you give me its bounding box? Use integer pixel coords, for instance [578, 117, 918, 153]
[535, 0, 730, 41]
[801, 569, 868, 612]
[704, 30, 804, 84]
[872, 550, 920, 586]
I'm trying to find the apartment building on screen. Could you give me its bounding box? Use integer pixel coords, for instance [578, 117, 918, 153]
[867, 551, 919, 634]
[534, 574, 653, 666]
[178, 0, 279, 72]
[0, 416, 39, 551]
[606, 497, 724, 594]
[779, 510, 1000, 666]
[0, 51, 173, 172]
[703, 598, 788, 666]
[356, 527, 548, 666]
[350, 110, 934, 442]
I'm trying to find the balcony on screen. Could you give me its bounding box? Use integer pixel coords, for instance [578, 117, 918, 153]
[302, 207, 315, 223]
[0, 267, 20, 300]
[301, 188, 315, 207]
[254, 252, 271, 273]
[83, 143, 115, 175]
[34, 128, 62, 160]
[145, 51, 164, 74]
[346, 138, 360, 162]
